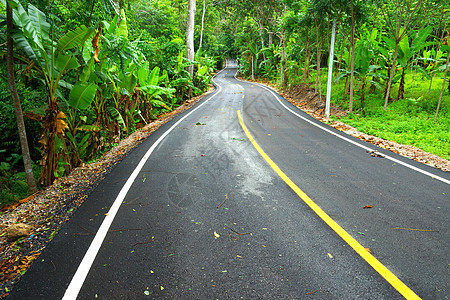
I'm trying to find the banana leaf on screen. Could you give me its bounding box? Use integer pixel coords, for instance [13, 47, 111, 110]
[57, 25, 95, 52]
[69, 83, 98, 110]
[107, 107, 126, 129]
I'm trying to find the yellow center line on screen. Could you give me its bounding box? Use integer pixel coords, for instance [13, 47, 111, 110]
[237, 110, 421, 300]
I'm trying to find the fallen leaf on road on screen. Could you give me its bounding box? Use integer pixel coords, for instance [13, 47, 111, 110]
[306, 289, 319, 295]
[327, 253, 333, 258]
[358, 232, 366, 235]
[144, 290, 150, 296]
[214, 231, 220, 239]
[160, 286, 164, 291]
[363, 205, 373, 209]
[217, 193, 228, 208]
[364, 248, 372, 253]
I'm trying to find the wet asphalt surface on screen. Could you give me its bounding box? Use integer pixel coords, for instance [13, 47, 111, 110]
[9, 68, 450, 299]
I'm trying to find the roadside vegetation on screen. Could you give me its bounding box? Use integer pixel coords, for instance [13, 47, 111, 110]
[325, 69, 449, 160]
[231, 0, 449, 161]
[1, 0, 449, 206]
[0, 0, 228, 206]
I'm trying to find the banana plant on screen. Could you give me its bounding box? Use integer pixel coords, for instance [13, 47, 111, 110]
[169, 51, 199, 101]
[6, 0, 94, 185]
[65, 74, 99, 167]
[138, 63, 176, 120]
[335, 37, 385, 111]
[241, 44, 259, 77]
[416, 47, 447, 95]
[83, 12, 144, 139]
[258, 44, 281, 80]
[395, 26, 433, 99]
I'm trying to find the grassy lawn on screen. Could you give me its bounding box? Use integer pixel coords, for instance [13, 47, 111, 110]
[307, 69, 450, 160]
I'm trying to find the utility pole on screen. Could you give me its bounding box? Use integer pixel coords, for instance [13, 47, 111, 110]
[325, 17, 336, 118]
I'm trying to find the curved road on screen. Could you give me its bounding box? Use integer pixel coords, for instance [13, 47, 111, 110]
[10, 67, 450, 299]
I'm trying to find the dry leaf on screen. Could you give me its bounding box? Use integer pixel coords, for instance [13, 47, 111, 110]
[363, 205, 373, 209]
[56, 111, 68, 135]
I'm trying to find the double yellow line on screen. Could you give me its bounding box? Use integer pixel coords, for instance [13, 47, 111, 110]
[237, 110, 420, 300]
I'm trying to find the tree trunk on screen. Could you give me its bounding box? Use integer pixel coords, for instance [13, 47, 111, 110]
[383, 65, 391, 99]
[317, 35, 324, 101]
[6, 3, 37, 194]
[199, 0, 206, 50]
[384, 40, 399, 111]
[370, 76, 378, 94]
[435, 50, 450, 122]
[113, 0, 121, 25]
[336, 43, 344, 77]
[360, 80, 366, 110]
[314, 18, 320, 94]
[303, 35, 310, 84]
[186, 0, 196, 99]
[342, 76, 348, 102]
[258, 22, 265, 57]
[281, 34, 287, 87]
[349, 0, 356, 113]
[39, 98, 59, 186]
[397, 68, 406, 100]
[428, 75, 434, 95]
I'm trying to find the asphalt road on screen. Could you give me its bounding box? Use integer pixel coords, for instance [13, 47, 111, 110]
[9, 67, 450, 299]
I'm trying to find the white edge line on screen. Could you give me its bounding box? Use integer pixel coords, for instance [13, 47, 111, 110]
[62, 70, 225, 300]
[234, 75, 450, 185]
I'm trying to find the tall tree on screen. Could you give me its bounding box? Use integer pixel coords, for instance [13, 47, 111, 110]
[309, 0, 330, 97]
[348, 0, 356, 112]
[199, 0, 206, 49]
[6, 0, 37, 194]
[435, 46, 450, 122]
[379, 0, 427, 111]
[186, 0, 196, 98]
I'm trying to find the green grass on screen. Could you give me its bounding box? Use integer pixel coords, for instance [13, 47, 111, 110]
[301, 68, 450, 160]
[335, 108, 449, 160]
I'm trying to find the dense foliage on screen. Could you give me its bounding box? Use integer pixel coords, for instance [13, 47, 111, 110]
[0, 0, 219, 204]
[222, 0, 449, 158]
[1, 0, 449, 204]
